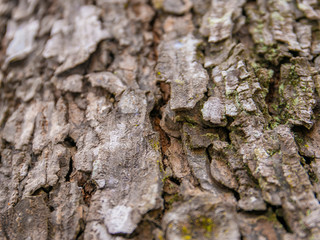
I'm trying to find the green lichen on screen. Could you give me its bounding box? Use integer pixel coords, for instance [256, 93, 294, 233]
[266, 148, 278, 156]
[175, 115, 184, 122]
[292, 97, 300, 106]
[174, 79, 184, 86]
[279, 83, 285, 95]
[259, 45, 269, 52]
[149, 139, 160, 152]
[180, 216, 215, 240]
[203, 133, 219, 141]
[289, 65, 299, 83]
[184, 116, 199, 126]
[271, 103, 279, 112]
[195, 216, 215, 238]
[162, 174, 169, 183]
[256, 211, 278, 223]
[271, 11, 285, 21]
[251, 62, 260, 72]
[166, 193, 182, 206]
[157, 159, 165, 174]
[158, 234, 165, 240]
[268, 69, 274, 79]
[181, 225, 192, 240]
[306, 209, 311, 216]
[152, 0, 163, 9]
[268, 116, 281, 130]
[265, 47, 280, 62]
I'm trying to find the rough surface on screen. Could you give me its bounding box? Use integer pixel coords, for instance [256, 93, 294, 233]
[4, 19, 39, 65]
[1, 0, 320, 239]
[155, 35, 209, 110]
[42, 4, 108, 74]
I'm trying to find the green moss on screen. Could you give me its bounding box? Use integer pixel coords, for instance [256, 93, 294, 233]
[175, 115, 184, 122]
[306, 209, 311, 216]
[149, 139, 160, 152]
[271, 11, 285, 21]
[166, 193, 182, 206]
[266, 148, 278, 156]
[279, 83, 284, 95]
[268, 116, 282, 130]
[181, 225, 192, 240]
[174, 79, 184, 85]
[162, 175, 169, 183]
[157, 159, 164, 173]
[152, 0, 163, 9]
[257, 23, 264, 30]
[182, 226, 189, 235]
[259, 45, 269, 52]
[270, 103, 279, 112]
[195, 216, 215, 238]
[251, 62, 260, 72]
[274, 116, 281, 123]
[265, 47, 279, 62]
[256, 212, 278, 223]
[184, 117, 199, 126]
[292, 97, 300, 106]
[293, 132, 304, 147]
[180, 215, 216, 239]
[203, 133, 219, 141]
[268, 69, 274, 79]
[289, 66, 299, 82]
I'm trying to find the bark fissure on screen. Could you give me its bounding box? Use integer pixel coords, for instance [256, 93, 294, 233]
[1, 0, 320, 239]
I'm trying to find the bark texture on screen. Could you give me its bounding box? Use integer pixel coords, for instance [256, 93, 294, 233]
[1, 0, 320, 239]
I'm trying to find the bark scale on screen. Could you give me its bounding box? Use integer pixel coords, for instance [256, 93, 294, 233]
[1, 0, 320, 239]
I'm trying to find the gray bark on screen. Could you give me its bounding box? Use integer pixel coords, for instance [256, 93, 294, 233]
[1, 0, 320, 239]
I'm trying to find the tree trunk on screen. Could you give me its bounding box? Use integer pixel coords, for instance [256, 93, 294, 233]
[1, 0, 320, 239]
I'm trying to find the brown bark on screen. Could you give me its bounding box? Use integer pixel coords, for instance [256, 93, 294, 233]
[1, 0, 320, 239]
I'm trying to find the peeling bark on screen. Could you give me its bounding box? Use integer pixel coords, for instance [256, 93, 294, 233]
[1, 0, 320, 239]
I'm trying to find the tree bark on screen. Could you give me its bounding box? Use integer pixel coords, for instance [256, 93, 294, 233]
[1, 0, 320, 239]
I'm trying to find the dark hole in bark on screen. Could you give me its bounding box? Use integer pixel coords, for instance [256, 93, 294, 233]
[169, 176, 181, 186]
[276, 213, 292, 233]
[271, 206, 293, 233]
[82, 180, 97, 206]
[233, 190, 240, 201]
[314, 192, 319, 202]
[149, 92, 171, 160]
[30, 152, 38, 163]
[64, 136, 76, 148]
[65, 157, 73, 182]
[32, 186, 53, 196]
[75, 218, 86, 240]
[303, 155, 313, 165]
[206, 147, 212, 164]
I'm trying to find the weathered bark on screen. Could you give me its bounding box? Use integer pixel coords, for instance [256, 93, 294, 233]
[1, 0, 320, 239]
